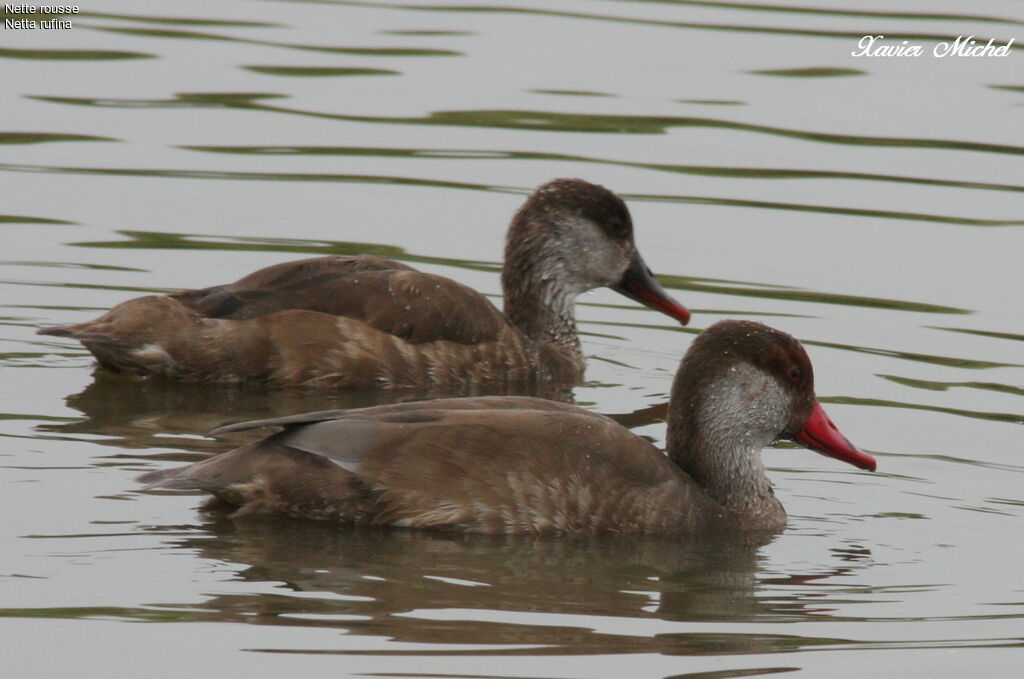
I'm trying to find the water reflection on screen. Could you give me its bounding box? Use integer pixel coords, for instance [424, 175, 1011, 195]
[5, 158, 1018, 228]
[36, 374, 574, 460]
[0, 132, 113, 145]
[748, 68, 865, 78]
[106, 518, 885, 658]
[152, 521, 768, 640]
[28, 92, 1024, 164]
[80, 11, 278, 28]
[88, 24, 462, 58]
[0, 47, 152, 60]
[174, 144, 1024, 198]
[241, 66, 399, 77]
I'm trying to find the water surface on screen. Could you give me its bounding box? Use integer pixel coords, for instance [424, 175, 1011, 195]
[2, 1, 1022, 678]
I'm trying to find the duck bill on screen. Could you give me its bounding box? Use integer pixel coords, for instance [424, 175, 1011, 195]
[794, 401, 876, 471]
[611, 253, 691, 326]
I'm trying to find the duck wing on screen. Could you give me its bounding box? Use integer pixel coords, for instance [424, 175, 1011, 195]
[207, 393, 581, 429]
[171, 255, 507, 344]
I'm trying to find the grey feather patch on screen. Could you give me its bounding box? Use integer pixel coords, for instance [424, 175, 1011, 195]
[208, 409, 352, 436]
[268, 418, 388, 473]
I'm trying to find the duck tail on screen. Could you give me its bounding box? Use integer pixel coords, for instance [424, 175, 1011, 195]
[37, 323, 133, 348]
[136, 442, 367, 521]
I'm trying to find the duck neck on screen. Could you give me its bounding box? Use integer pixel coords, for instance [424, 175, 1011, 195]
[501, 219, 586, 362]
[667, 364, 787, 526]
[672, 430, 781, 522]
[503, 274, 581, 348]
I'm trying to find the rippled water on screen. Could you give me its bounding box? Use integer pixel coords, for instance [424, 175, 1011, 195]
[2, 1, 1022, 677]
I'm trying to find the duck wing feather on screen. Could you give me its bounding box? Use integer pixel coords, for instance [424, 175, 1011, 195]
[171, 255, 507, 345]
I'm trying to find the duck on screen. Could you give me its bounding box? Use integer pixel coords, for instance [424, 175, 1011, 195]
[137, 320, 877, 534]
[37, 179, 690, 391]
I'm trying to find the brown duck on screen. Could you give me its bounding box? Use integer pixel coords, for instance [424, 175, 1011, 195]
[138, 320, 877, 534]
[38, 179, 690, 391]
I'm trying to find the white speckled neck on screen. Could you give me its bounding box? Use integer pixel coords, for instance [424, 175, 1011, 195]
[670, 361, 788, 521]
[503, 215, 629, 350]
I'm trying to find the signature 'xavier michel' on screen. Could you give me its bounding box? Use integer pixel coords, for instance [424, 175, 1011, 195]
[38, 179, 690, 391]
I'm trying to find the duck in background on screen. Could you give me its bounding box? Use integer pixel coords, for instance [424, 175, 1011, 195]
[39, 179, 690, 392]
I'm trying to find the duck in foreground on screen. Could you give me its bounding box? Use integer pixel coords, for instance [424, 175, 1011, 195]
[138, 320, 876, 534]
[37, 179, 690, 391]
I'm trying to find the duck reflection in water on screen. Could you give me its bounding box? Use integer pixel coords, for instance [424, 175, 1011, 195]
[143, 516, 874, 657]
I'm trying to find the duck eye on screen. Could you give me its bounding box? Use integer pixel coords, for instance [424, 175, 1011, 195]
[789, 367, 802, 382]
